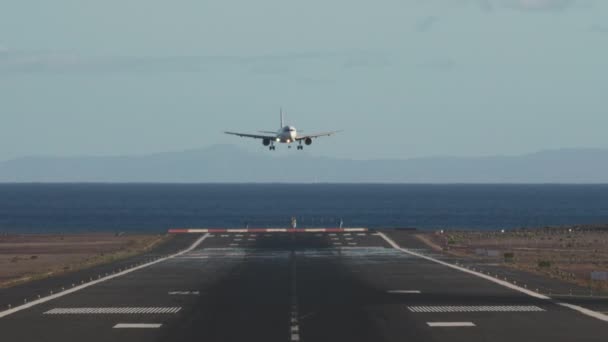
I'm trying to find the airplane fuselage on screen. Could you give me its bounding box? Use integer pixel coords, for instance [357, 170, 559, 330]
[276, 126, 297, 143]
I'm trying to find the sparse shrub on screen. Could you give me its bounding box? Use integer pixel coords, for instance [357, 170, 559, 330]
[504, 252, 515, 262]
[30, 255, 38, 260]
[538, 260, 552, 268]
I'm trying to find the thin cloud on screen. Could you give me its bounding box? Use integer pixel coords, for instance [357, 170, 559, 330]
[417, 58, 457, 72]
[590, 24, 608, 33]
[420, 0, 591, 11]
[416, 16, 439, 32]
[0, 48, 390, 75]
[500, 0, 578, 11]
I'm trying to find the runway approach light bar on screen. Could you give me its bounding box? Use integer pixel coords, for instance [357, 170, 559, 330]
[168, 228, 368, 234]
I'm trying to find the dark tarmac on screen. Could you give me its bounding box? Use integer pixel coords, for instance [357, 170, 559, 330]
[1, 231, 607, 342]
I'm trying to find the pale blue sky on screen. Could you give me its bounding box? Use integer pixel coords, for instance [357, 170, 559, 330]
[1, 0, 607, 160]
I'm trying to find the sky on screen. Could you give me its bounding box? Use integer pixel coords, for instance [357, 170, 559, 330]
[1, 0, 607, 161]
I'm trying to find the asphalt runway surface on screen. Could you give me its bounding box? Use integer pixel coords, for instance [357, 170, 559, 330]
[1, 231, 607, 342]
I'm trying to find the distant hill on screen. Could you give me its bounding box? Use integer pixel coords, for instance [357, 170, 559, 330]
[1, 145, 608, 183]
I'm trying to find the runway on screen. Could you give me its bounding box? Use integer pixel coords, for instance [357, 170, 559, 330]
[1, 231, 607, 342]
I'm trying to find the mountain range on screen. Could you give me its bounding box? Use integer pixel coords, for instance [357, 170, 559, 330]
[1, 145, 607, 183]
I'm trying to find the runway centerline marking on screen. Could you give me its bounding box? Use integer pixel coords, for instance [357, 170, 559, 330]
[0, 234, 209, 319]
[377, 232, 608, 323]
[290, 250, 301, 342]
[114, 323, 162, 329]
[427, 322, 475, 327]
[387, 290, 421, 294]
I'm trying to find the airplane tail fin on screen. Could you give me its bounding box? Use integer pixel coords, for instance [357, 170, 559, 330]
[280, 107, 284, 128]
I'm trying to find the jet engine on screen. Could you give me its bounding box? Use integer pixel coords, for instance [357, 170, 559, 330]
[263, 138, 271, 146]
[305, 137, 313, 145]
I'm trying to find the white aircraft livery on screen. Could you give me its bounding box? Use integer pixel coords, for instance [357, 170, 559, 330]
[224, 109, 341, 150]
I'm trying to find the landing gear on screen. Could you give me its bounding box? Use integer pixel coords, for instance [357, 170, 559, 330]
[269, 145, 276, 151]
[297, 145, 304, 150]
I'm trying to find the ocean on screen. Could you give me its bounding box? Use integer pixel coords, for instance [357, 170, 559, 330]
[1, 184, 608, 233]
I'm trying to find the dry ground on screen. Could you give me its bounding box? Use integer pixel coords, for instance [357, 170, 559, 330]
[0, 233, 169, 288]
[420, 226, 608, 292]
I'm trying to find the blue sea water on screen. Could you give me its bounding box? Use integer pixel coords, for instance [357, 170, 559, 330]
[1, 184, 608, 233]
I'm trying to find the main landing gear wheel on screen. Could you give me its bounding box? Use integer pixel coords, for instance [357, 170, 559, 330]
[269, 146, 276, 151]
[297, 145, 304, 150]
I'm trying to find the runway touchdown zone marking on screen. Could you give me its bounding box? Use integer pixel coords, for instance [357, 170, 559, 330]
[427, 322, 476, 328]
[114, 323, 162, 329]
[408, 305, 544, 313]
[168, 291, 200, 295]
[44, 307, 182, 315]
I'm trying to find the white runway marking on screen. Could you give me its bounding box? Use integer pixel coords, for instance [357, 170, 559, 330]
[177, 256, 209, 260]
[408, 305, 544, 313]
[0, 234, 209, 319]
[114, 323, 162, 329]
[427, 322, 475, 327]
[556, 303, 608, 323]
[229, 243, 239, 247]
[387, 290, 421, 294]
[168, 291, 200, 295]
[44, 307, 181, 314]
[376, 232, 608, 323]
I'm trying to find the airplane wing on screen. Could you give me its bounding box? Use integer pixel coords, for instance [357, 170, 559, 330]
[295, 130, 342, 140]
[224, 132, 275, 140]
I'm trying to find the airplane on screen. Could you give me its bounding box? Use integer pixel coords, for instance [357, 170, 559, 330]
[224, 109, 341, 150]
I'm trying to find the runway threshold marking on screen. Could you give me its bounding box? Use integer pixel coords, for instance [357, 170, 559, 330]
[377, 232, 608, 323]
[114, 323, 162, 329]
[44, 307, 182, 314]
[427, 322, 475, 328]
[0, 234, 210, 319]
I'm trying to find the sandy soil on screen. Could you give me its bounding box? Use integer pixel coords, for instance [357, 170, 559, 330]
[419, 226, 608, 292]
[0, 233, 169, 288]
